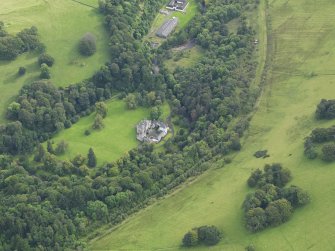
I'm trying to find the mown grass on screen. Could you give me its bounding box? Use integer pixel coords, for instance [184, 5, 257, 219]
[51, 100, 171, 165]
[50, 100, 150, 165]
[90, 0, 335, 250]
[0, 0, 109, 122]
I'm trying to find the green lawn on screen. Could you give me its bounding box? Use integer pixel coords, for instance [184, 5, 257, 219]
[50, 100, 150, 165]
[51, 100, 171, 165]
[90, 0, 335, 250]
[0, 0, 109, 122]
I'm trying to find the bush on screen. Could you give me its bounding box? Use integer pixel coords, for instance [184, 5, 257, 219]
[182, 230, 198, 247]
[38, 53, 55, 67]
[197, 225, 222, 246]
[40, 63, 51, 79]
[322, 142, 335, 161]
[78, 32, 96, 56]
[18, 66, 26, 76]
[182, 225, 222, 247]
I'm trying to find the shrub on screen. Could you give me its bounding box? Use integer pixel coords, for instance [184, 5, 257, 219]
[38, 53, 55, 67]
[18, 66, 26, 76]
[78, 32, 96, 56]
[322, 142, 335, 161]
[182, 230, 198, 247]
[40, 63, 51, 79]
[197, 225, 222, 246]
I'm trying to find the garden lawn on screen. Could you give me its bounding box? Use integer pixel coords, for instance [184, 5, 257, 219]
[90, 0, 335, 250]
[50, 99, 151, 165]
[0, 0, 109, 122]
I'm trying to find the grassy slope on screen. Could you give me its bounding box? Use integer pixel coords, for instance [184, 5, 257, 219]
[51, 100, 150, 165]
[90, 0, 335, 250]
[0, 0, 109, 122]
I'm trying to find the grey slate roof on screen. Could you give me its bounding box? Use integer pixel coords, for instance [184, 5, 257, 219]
[156, 17, 178, 38]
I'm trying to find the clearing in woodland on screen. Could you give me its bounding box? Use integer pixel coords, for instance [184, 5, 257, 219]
[90, 0, 335, 250]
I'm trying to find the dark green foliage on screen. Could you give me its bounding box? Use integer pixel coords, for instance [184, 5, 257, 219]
[87, 147, 97, 167]
[197, 225, 222, 246]
[247, 164, 291, 188]
[182, 230, 198, 247]
[47, 141, 54, 154]
[55, 140, 68, 155]
[0, 25, 43, 60]
[78, 32, 96, 56]
[244, 165, 309, 232]
[315, 99, 335, 119]
[38, 53, 55, 67]
[40, 63, 51, 79]
[34, 143, 46, 162]
[304, 125, 335, 161]
[18, 66, 26, 76]
[150, 106, 162, 120]
[182, 225, 222, 247]
[95, 101, 108, 118]
[254, 150, 268, 158]
[92, 114, 104, 130]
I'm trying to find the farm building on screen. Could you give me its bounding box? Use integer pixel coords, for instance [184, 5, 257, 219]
[156, 17, 178, 38]
[136, 120, 169, 143]
[166, 0, 189, 12]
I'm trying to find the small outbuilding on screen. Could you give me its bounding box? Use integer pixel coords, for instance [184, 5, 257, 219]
[136, 120, 169, 143]
[156, 17, 178, 38]
[166, 0, 189, 12]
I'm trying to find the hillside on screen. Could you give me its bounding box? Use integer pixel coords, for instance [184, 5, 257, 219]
[90, 0, 335, 250]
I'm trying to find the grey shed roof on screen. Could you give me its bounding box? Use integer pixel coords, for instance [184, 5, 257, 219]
[156, 17, 178, 38]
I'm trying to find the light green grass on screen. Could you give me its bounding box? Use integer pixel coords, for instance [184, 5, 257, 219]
[90, 0, 335, 250]
[164, 46, 204, 72]
[50, 99, 151, 165]
[0, 0, 109, 122]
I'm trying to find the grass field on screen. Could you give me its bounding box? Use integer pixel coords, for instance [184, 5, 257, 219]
[0, 0, 109, 122]
[89, 0, 335, 250]
[51, 101, 171, 165]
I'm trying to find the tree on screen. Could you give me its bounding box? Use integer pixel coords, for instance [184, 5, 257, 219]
[322, 143, 335, 161]
[40, 63, 51, 79]
[38, 53, 55, 67]
[125, 94, 137, 110]
[55, 140, 68, 155]
[182, 230, 198, 247]
[150, 106, 162, 120]
[247, 169, 262, 187]
[78, 33, 96, 56]
[34, 143, 46, 162]
[245, 207, 267, 232]
[87, 148, 97, 167]
[197, 225, 222, 246]
[265, 199, 292, 226]
[95, 101, 108, 118]
[86, 200, 108, 222]
[92, 114, 104, 130]
[47, 141, 54, 154]
[18, 66, 26, 76]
